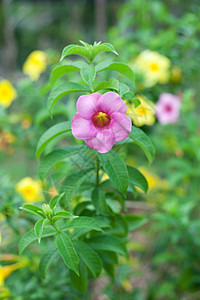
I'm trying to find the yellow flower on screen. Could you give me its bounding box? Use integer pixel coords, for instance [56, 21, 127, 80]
[126, 95, 155, 127]
[122, 279, 133, 292]
[134, 50, 171, 87]
[139, 167, 168, 192]
[171, 66, 182, 83]
[15, 177, 43, 203]
[100, 172, 110, 183]
[0, 80, 17, 108]
[0, 255, 28, 286]
[23, 51, 47, 81]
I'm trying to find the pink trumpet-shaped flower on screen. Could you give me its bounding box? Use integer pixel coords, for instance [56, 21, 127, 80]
[72, 92, 132, 153]
[155, 93, 181, 125]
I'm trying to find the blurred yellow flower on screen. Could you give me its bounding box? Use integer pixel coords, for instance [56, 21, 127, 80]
[122, 279, 133, 292]
[15, 177, 43, 203]
[23, 50, 47, 81]
[139, 167, 168, 192]
[171, 66, 182, 83]
[0, 256, 28, 286]
[134, 50, 171, 87]
[0, 79, 17, 108]
[126, 95, 155, 127]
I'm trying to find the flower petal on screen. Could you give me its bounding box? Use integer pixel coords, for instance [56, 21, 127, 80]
[85, 130, 115, 153]
[72, 113, 97, 139]
[110, 112, 132, 142]
[76, 93, 101, 119]
[97, 92, 127, 115]
[155, 93, 181, 125]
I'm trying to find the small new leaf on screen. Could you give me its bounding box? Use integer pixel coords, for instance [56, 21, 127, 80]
[49, 193, 65, 209]
[34, 219, 44, 243]
[52, 211, 76, 222]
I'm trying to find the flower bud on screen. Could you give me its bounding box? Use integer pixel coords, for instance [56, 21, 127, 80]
[42, 203, 53, 218]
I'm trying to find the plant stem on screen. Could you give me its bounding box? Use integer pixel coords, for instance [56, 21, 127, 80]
[96, 157, 100, 186]
[51, 222, 61, 234]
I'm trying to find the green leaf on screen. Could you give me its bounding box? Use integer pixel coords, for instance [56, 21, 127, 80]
[75, 240, 102, 278]
[129, 98, 141, 107]
[35, 105, 68, 126]
[20, 204, 46, 218]
[69, 259, 88, 293]
[34, 219, 44, 243]
[39, 247, 58, 278]
[49, 193, 65, 209]
[94, 78, 119, 92]
[60, 44, 90, 62]
[98, 151, 129, 196]
[119, 82, 130, 97]
[62, 216, 102, 232]
[103, 261, 115, 278]
[36, 122, 71, 160]
[91, 187, 110, 216]
[79, 40, 90, 48]
[122, 91, 135, 101]
[56, 232, 80, 275]
[94, 216, 111, 229]
[74, 201, 91, 215]
[38, 145, 86, 181]
[60, 168, 93, 205]
[95, 60, 113, 72]
[52, 211, 75, 222]
[129, 126, 155, 164]
[19, 228, 56, 254]
[99, 251, 118, 265]
[125, 215, 147, 231]
[80, 64, 96, 90]
[127, 166, 148, 193]
[87, 234, 127, 256]
[48, 81, 90, 113]
[97, 62, 134, 82]
[106, 214, 128, 237]
[91, 43, 118, 61]
[50, 64, 80, 85]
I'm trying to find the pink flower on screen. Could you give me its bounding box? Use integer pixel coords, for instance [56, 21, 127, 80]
[72, 92, 132, 153]
[155, 93, 181, 125]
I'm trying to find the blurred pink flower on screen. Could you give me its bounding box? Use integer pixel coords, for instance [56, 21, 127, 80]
[155, 93, 181, 125]
[72, 92, 132, 153]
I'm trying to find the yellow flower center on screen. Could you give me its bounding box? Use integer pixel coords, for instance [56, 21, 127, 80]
[92, 112, 110, 128]
[136, 106, 148, 116]
[150, 63, 159, 72]
[22, 186, 36, 199]
[1, 89, 9, 97]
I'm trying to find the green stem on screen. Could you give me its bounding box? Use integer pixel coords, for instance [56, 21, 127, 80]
[51, 222, 61, 234]
[89, 61, 95, 93]
[96, 157, 100, 186]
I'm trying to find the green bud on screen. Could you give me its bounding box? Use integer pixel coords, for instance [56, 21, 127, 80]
[42, 203, 53, 219]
